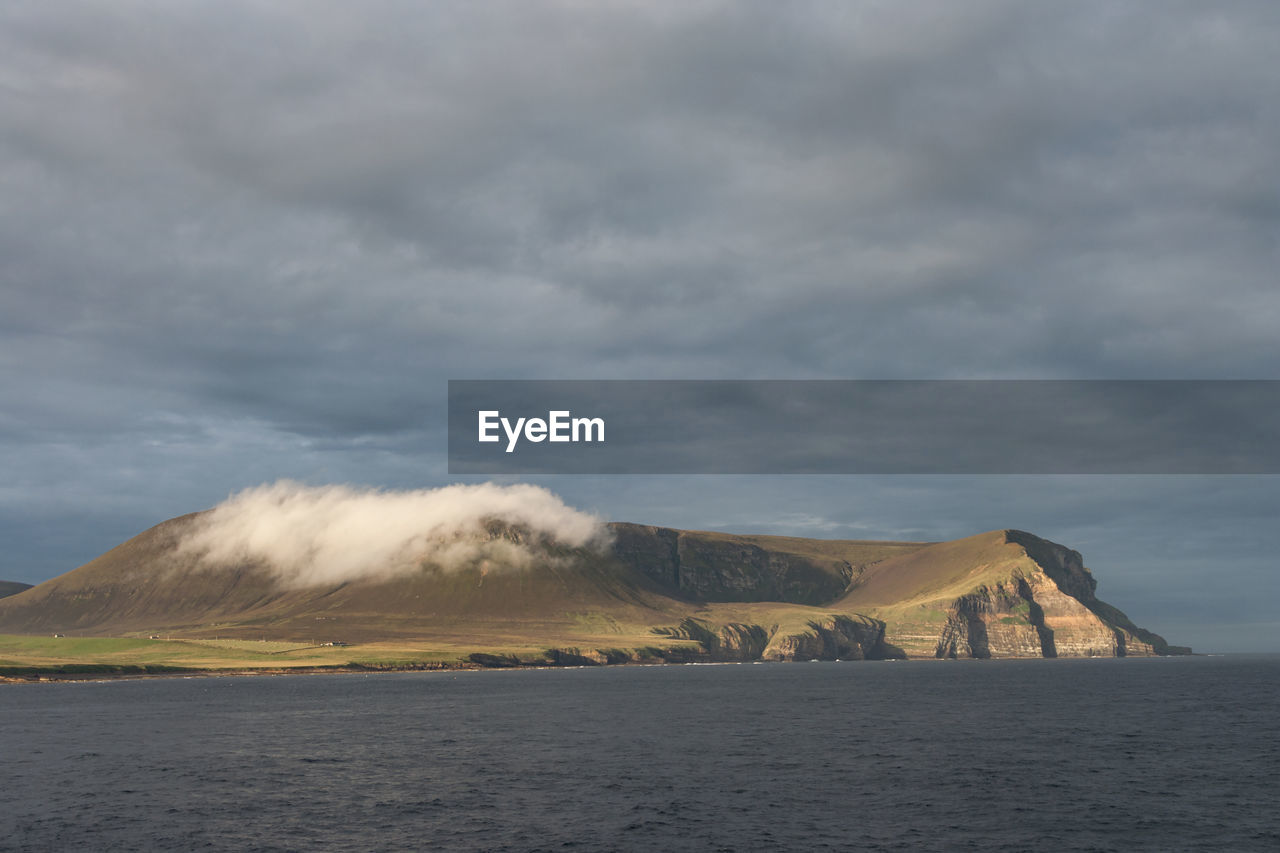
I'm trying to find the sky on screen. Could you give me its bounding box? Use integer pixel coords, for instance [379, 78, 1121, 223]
[2, 1, 1277, 652]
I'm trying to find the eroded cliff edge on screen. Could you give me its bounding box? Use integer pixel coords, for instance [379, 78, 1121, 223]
[825, 529, 1190, 658]
[609, 525, 1189, 660]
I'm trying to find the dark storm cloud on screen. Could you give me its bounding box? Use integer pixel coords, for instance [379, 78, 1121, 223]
[4, 1, 1277, 401]
[2, 2, 1278, 648]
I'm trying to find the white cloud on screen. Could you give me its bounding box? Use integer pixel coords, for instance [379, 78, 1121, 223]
[177, 480, 609, 586]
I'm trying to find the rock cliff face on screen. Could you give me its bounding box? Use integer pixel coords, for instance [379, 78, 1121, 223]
[1005, 531, 1179, 655]
[902, 532, 1183, 658]
[935, 580, 1050, 659]
[608, 523, 856, 605]
[932, 574, 1145, 659]
[497, 614, 903, 666]
[652, 618, 771, 661]
[761, 615, 901, 662]
[646, 614, 901, 663]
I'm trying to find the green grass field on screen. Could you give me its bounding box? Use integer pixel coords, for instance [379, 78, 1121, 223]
[0, 634, 470, 675]
[0, 629, 707, 677]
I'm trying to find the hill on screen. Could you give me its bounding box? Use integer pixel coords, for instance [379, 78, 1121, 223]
[0, 581, 32, 600]
[0, 514, 1187, 673]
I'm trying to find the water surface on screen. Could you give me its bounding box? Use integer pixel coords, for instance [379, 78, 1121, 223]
[3, 656, 1277, 851]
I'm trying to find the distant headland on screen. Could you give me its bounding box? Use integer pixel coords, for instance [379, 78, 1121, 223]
[0, 501, 1189, 680]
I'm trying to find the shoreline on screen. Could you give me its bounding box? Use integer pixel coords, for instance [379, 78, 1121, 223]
[0, 660, 476, 684]
[0, 652, 1208, 684]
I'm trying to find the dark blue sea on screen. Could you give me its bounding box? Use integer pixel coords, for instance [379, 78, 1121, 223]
[3, 656, 1278, 852]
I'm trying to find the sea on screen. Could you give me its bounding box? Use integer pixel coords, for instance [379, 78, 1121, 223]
[2, 656, 1278, 852]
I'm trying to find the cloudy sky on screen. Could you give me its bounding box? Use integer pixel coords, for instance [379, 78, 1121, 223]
[2, 1, 1277, 651]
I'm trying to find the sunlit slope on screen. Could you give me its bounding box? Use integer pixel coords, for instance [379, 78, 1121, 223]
[835, 529, 1184, 657]
[0, 513, 683, 642]
[0, 513, 285, 634]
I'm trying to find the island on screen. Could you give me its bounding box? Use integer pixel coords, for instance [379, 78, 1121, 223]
[0, 514, 1189, 680]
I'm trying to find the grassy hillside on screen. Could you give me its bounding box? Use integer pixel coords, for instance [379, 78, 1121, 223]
[830, 530, 1041, 655]
[0, 514, 685, 641]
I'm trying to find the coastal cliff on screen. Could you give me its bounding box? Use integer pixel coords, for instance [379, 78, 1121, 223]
[832, 530, 1189, 658]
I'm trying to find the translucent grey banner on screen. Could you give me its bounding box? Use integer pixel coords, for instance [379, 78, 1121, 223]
[447, 380, 1280, 474]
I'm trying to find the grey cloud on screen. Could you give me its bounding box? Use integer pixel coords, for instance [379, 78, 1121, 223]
[6, 1, 1278, 384]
